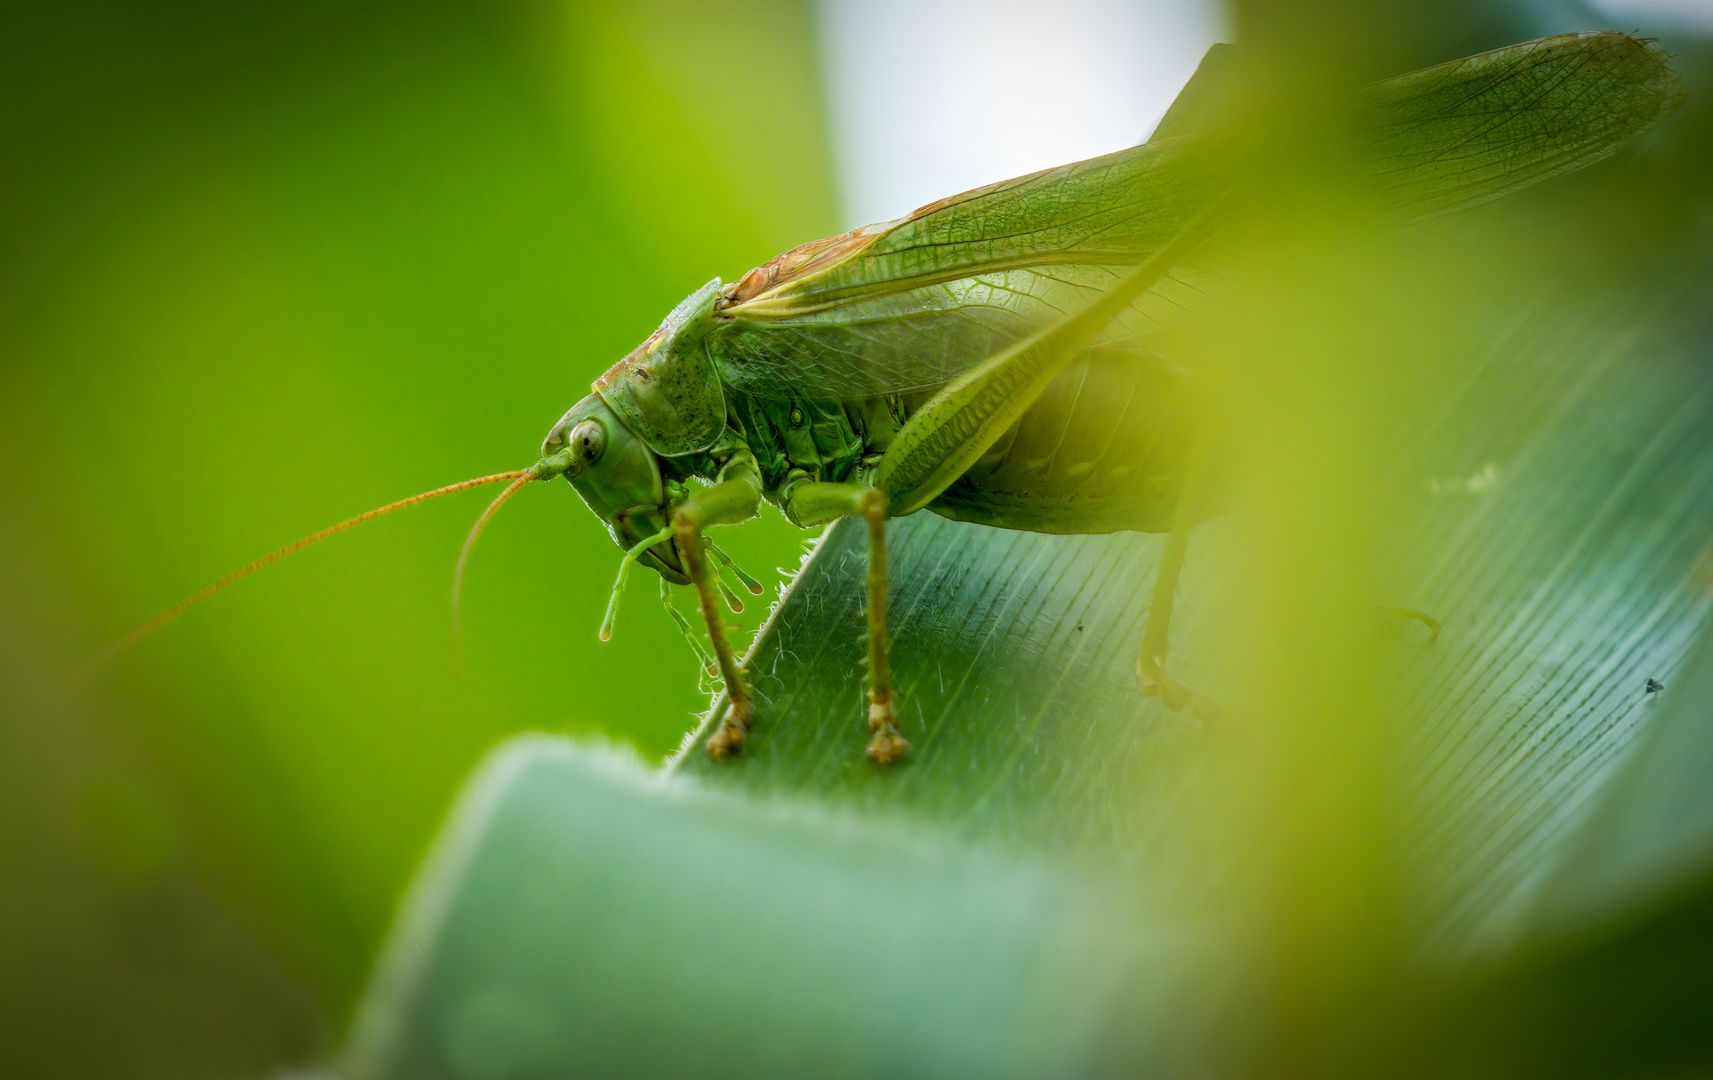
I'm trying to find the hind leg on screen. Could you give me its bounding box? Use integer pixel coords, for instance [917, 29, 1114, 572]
[1136, 524, 1217, 718]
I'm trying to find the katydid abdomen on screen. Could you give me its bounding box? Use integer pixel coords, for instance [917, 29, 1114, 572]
[927, 345, 1202, 535]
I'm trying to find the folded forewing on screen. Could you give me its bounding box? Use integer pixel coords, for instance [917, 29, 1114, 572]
[722, 134, 1218, 321]
[1359, 31, 1684, 220]
[710, 32, 1681, 402]
[713, 135, 1219, 399]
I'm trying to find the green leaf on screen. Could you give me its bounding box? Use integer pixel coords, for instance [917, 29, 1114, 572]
[673, 511, 1222, 855]
[345, 738, 1208, 1079]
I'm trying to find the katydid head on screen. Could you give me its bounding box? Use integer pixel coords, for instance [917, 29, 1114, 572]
[541, 393, 688, 585]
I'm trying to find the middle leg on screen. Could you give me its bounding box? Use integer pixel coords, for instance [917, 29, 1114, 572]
[784, 481, 906, 763]
[858, 489, 906, 764]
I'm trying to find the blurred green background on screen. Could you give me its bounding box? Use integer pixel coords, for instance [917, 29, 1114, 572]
[6, 1, 1713, 1077]
[0, 1, 829, 1073]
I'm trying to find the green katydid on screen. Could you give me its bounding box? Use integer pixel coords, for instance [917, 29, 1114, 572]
[105, 32, 1684, 765]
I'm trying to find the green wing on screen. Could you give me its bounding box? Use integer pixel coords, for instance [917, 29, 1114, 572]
[711, 32, 1682, 403]
[710, 133, 1218, 401]
[1362, 31, 1685, 219]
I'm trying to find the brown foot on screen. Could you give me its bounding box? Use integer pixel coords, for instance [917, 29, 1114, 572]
[705, 700, 753, 759]
[1137, 654, 1219, 721]
[865, 698, 908, 765]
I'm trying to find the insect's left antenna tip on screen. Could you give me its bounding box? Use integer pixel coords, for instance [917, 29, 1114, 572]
[449, 469, 535, 655]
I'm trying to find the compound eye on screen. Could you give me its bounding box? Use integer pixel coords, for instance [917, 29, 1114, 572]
[570, 419, 606, 466]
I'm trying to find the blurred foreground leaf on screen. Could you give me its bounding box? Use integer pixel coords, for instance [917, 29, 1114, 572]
[346, 740, 1208, 1079]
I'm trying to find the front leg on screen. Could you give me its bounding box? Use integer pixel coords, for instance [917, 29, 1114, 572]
[671, 476, 762, 757]
[784, 482, 906, 764]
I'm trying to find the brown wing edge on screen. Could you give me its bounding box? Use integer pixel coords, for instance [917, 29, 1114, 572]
[720, 153, 1123, 312]
[722, 220, 894, 309]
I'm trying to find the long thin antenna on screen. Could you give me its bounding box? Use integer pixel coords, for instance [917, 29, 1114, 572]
[93, 469, 530, 669]
[450, 470, 535, 664]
